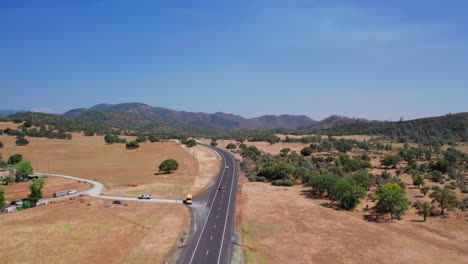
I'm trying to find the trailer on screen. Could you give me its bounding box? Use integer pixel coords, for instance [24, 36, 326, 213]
[53, 190, 68, 198]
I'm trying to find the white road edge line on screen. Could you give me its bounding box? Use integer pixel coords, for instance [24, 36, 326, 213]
[217, 150, 236, 264]
[188, 149, 227, 264]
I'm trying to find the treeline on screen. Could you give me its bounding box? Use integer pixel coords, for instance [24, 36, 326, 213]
[317, 113, 468, 143]
[3, 126, 72, 140]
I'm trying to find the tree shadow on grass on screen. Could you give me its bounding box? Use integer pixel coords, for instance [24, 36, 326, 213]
[154, 172, 172, 176]
[363, 213, 381, 223]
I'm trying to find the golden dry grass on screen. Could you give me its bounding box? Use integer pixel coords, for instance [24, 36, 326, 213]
[3, 177, 92, 201]
[0, 132, 208, 199]
[241, 183, 468, 264]
[0, 197, 188, 264]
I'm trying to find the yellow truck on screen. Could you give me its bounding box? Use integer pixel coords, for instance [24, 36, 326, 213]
[185, 194, 193, 204]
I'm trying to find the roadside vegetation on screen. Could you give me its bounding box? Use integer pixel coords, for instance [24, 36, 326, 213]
[0, 152, 44, 212]
[229, 135, 466, 221]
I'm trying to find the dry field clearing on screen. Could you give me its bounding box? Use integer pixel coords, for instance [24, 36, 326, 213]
[0, 197, 188, 264]
[105, 143, 220, 198]
[241, 183, 468, 264]
[0, 129, 219, 199]
[198, 139, 308, 155]
[3, 177, 92, 200]
[275, 134, 374, 141]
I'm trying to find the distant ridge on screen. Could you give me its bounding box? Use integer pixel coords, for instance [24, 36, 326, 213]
[63, 102, 317, 131]
[3, 103, 466, 142]
[0, 110, 26, 116]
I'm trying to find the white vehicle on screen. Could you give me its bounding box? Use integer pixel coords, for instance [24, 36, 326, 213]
[14, 199, 23, 206]
[67, 190, 77, 195]
[225, 166, 229, 169]
[138, 194, 152, 199]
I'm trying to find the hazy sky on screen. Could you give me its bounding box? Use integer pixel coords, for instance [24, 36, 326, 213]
[1, 0, 467, 120]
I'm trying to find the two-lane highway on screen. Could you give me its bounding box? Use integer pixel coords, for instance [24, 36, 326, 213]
[178, 145, 239, 264]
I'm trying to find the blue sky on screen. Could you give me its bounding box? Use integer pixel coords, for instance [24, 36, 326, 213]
[1, 0, 467, 120]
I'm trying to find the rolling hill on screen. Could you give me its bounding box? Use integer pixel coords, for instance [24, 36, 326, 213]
[63, 102, 317, 131]
[2, 103, 466, 142]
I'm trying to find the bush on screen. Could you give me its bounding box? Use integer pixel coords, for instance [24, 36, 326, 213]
[15, 137, 29, 146]
[126, 141, 139, 149]
[159, 159, 179, 174]
[461, 187, 468, 194]
[226, 143, 237, 150]
[300, 147, 314, 156]
[8, 154, 23, 164]
[182, 139, 197, 148]
[22, 201, 31, 209]
[147, 134, 160, 143]
[0, 141, 3, 148]
[136, 135, 147, 143]
[271, 179, 294, 186]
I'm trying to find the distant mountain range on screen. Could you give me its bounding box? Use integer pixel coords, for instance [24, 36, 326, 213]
[62, 102, 318, 131]
[0, 110, 26, 116]
[2, 103, 466, 142]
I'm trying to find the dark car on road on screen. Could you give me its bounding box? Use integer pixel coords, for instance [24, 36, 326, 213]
[218, 185, 224, 190]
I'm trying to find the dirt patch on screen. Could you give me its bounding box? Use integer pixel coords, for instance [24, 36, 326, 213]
[241, 182, 468, 264]
[3, 177, 92, 201]
[0, 133, 199, 199]
[0, 197, 188, 264]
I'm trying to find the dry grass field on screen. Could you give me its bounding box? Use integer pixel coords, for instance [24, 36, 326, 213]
[241, 183, 468, 264]
[0, 197, 188, 264]
[105, 144, 220, 199]
[275, 134, 374, 141]
[3, 177, 92, 201]
[0, 129, 219, 199]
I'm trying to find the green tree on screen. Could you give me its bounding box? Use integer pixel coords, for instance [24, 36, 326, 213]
[184, 139, 197, 148]
[147, 134, 160, 143]
[104, 134, 116, 144]
[334, 139, 353, 153]
[15, 137, 29, 146]
[136, 135, 147, 143]
[417, 202, 433, 222]
[0, 140, 3, 148]
[381, 155, 401, 168]
[159, 159, 179, 174]
[352, 170, 373, 191]
[429, 187, 458, 215]
[412, 174, 425, 188]
[126, 140, 139, 149]
[420, 186, 430, 197]
[28, 178, 45, 206]
[375, 183, 409, 219]
[83, 130, 95, 136]
[0, 186, 5, 208]
[428, 170, 444, 183]
[16, 161, 33, 182]
[330, 179, 366, 210]
[381, 170, 392, 180]
[300, 147, 314, 156]
[226, 143, 237, 150]
[210, 139, 218, 146]
[280, 148, 291, 157]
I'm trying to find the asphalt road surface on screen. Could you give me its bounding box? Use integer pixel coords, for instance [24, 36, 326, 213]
[178, 145, 239, 264]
